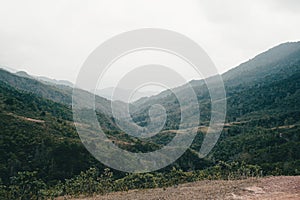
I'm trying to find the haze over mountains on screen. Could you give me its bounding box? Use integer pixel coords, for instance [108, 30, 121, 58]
[0, 41, 299, 198]
[10, 69, 74, 88]
[5, 41, 300, 105]
[94, 87, 159, 102]
[0, 67, 159, 103]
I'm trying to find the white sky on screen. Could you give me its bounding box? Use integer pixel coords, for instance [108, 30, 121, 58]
[0, 0, 299, 86]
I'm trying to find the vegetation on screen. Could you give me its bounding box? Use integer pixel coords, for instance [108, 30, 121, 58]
[0, 41, 300, 199]
[0, 161, 262, 199]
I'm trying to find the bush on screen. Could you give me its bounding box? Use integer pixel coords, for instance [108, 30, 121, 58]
[6, 171, 46, 200]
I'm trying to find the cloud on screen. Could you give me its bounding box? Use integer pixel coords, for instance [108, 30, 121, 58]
[268, 0, 300, 13]
[0, 0, 299, 85]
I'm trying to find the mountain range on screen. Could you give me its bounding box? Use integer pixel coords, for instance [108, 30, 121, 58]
[0, 41, 299, 189]
[94, 87, 159, 102]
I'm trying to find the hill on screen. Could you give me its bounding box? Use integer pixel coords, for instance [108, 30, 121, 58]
[0, 41, 299, 199]
[130, 42, 300, 175]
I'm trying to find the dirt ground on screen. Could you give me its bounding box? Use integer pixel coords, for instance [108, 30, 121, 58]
[60, 176, 300, 200]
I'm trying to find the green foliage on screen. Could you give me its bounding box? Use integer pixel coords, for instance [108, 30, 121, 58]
[0, 42, 300, 198]
[0, 162, 263, 199]
[64, 168, 99, 196]
[1, 171, 46, 200]
[204, 161, 262, 180]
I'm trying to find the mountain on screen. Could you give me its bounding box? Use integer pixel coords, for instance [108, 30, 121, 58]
[36, 76, 74, 88]
[94, 87, 158, 102]
[0, 68, 127, 117]
[223, 41, 300, 87]
[0, 41, 299, 198]
[0, 66, 18, 73]
[132, 42, 300, 124]
[0, 74, 130, 184]
[0, 68, 72, 105]
[0, 80, 96, 183]
[130, 41, 300, 173]
[15, 71, 33, 79]
[14, 69, 74, 87]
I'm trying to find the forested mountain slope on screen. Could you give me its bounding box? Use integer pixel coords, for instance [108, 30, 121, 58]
[132, 42, 300, 127]
[130, 41, 300, 174]
[0, 42, 299, 198]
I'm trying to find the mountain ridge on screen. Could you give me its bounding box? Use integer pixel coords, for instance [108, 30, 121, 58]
[0, 41, 299, 197]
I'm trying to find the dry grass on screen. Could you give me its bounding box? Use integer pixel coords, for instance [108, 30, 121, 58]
[57, 176, 300, 200]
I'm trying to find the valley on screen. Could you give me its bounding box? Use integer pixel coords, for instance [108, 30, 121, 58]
[0, 42, 299, 199]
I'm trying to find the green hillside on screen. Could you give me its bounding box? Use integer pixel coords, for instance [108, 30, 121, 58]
[0, 80, 102, 184]
[0, 42, 299, 198]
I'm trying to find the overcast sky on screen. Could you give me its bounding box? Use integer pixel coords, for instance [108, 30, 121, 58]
[0, 0, 299, 86]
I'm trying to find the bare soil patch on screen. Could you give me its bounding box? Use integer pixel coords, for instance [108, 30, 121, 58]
[58, 176, 300, 200]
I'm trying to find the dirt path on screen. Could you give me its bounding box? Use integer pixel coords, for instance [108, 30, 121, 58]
[7, 112, 45, 123]
[59, 176, 300, 200]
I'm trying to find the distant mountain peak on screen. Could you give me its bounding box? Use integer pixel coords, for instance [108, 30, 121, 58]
[15, 71, 32, 78]
[94, 87, 159, 102]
